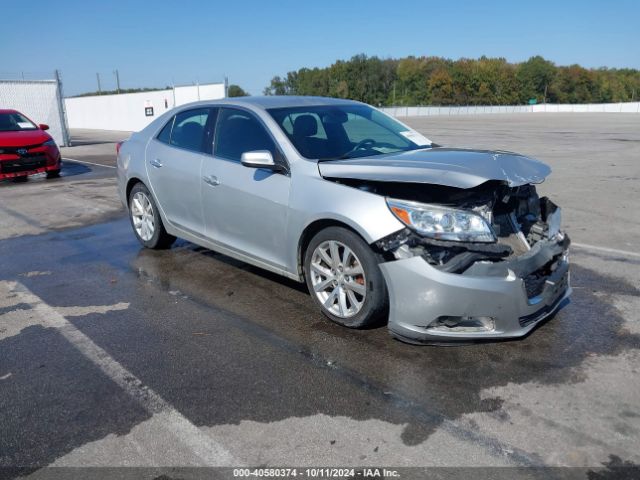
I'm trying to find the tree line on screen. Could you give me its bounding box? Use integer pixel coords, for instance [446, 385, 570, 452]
[263, 54, 640, 106]
[72, 86, 172, 97]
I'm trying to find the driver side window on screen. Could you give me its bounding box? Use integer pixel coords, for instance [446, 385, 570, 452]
[214, 108, 277, 162]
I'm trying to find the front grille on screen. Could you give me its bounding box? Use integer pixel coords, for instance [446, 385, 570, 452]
[523, 272, 547, 299]
[519, 269, 569, 327]
[0, 155, 47, 173]
[0, 143, 43, 154]
[522, 255, 565, 300]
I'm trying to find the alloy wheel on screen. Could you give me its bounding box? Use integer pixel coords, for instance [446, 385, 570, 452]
[310, 240, 367, 318]
[131, 191, 155, 242]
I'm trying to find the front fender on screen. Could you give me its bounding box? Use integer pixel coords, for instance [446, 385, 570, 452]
[286, 168, 405, 277]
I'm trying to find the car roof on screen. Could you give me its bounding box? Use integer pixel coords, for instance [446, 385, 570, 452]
[0, 109, 19, 114]
[179, 95, 364, 111]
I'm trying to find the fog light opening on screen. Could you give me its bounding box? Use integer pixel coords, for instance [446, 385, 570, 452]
[428, 315, 496, 333]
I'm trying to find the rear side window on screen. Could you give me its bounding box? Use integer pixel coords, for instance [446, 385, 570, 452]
[170, 108, 210, 153]
[157, 117, 174, 144]
[214, 108, 277, 162]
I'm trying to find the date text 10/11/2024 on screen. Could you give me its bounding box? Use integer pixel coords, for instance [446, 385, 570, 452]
[233, 468, 401, 478]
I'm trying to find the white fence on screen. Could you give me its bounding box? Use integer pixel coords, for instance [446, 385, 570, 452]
[0, 78, 69, 146]
[64, 83, 226, 132]
[381, 102, 640, 117]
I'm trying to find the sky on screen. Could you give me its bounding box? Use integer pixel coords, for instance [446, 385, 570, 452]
[2, 0, 639, 96]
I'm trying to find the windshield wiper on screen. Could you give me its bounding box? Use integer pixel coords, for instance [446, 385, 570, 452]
[317, 153, 364, 162]
[319, 146, 424, 162]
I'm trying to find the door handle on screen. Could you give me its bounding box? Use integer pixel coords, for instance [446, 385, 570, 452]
[203, 175, 220, 186]
[149, 158, 163, 168]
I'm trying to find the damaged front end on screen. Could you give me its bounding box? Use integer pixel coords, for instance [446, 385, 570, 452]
[342, 178, 571, 342]
[374, 181, 568, 273]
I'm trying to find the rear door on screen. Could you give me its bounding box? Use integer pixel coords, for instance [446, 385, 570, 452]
[145, 108, 213, 236]
[201, 107, 291, 269]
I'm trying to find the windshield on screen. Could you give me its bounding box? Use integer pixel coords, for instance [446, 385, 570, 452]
[267, 104, 431, 160]
[0, 112, 37, 132]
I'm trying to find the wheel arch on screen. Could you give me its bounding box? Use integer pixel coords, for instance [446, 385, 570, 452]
[125, 177, 144, 204]
[297, 218, 370, 279]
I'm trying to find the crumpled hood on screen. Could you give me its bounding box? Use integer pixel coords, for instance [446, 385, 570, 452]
[317, 147, 551, 189]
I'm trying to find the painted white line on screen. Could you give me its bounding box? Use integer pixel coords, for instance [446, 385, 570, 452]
[62, 157, 117, 169]
[572, 242, 640, 259]
[8, 281, 239, 466]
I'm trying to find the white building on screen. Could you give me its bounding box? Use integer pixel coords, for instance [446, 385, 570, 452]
[64, 82, 226, 132]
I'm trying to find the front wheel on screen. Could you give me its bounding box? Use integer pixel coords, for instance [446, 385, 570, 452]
[46, 169, 61, 179]
[128, 182, 175, 249]
[304, 226, 388, 328]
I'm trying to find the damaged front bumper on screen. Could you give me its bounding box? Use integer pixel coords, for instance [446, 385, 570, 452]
[380, 235, 571, 343]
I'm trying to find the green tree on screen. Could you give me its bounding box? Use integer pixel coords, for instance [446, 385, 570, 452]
[396, 57, 429, 105]
[227, 84, 248, 97]
[549, 65, 597, 103]
[263, 54, 640, 105]
[263, 75, 289, 95]
[516, 56, 557, 103]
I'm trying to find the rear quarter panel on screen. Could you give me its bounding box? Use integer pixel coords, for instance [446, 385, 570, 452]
[117, 112, 173, 207]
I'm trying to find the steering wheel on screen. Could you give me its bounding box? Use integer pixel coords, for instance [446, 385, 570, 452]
[351, 138, 376, 151]
[342, 138, 377, 158]
[343, 138, 400, 158]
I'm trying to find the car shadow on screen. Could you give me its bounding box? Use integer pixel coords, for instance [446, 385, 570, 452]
[0, 161, 92, 187]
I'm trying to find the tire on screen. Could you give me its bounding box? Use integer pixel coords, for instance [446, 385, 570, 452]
[304, 226, 388, 328]
[128, 182, 176, 249]
[12, 175, 28, 182]
[46, 169, 61, 179]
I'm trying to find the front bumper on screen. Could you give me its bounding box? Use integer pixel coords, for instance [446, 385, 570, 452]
[0, 148, 61, 179]
[380, 236, 571, 343]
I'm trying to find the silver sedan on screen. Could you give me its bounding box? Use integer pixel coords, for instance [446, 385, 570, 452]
[117, 96, 571, 344]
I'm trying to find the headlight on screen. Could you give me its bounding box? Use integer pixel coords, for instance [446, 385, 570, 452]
[43, 139, 57, 147]
[386, 198, 495, 243]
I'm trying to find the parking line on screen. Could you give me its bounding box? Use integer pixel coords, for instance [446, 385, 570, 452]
[62, 157, 117, 169]
[572, 242, 640, 259]
[8, 281, 239, 466]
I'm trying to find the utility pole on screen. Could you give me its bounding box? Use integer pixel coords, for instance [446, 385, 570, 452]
[224, 76, 229, 97]
[114, 69, 121, 94]
[543, 84, 548, 104]
[96, 73, 102, 95]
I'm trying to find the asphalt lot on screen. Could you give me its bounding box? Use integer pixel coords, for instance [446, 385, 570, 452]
[1, 115, 639, 478]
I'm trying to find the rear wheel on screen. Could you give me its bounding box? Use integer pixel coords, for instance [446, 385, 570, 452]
[12, 175, 28, 182]
[46, 169, 61, 179]
[304, 226, 388, 328]
[128, 182, 175, 249]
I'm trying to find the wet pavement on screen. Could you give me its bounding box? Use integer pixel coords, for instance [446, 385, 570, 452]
[1, 118, 639, 478]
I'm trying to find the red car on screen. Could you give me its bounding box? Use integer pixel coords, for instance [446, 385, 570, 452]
[0, 109, 61, 181]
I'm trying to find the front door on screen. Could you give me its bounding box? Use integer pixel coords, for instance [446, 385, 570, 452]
[201, 107, 291, 269]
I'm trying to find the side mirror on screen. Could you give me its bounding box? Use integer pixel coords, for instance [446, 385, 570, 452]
[241, 150, 280, 170]
[39, 124, 50, 131]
